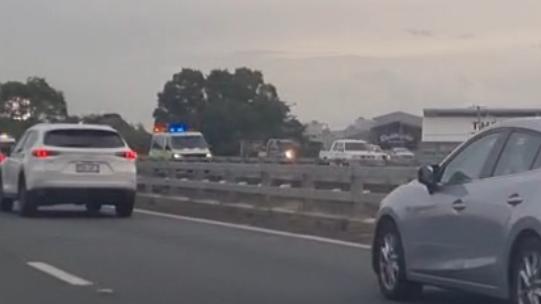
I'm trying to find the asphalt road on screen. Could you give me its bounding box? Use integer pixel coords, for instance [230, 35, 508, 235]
[0, 205, 505, 304]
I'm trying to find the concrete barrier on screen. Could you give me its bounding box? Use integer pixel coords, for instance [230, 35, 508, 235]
[135, 160, 417, 242]
[137, 161, 416, 208]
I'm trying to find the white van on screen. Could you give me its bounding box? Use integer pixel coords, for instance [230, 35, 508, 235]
[149, 131, 212, 160]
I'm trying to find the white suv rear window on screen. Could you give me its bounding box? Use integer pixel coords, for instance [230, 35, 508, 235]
[44, 129, 124, 148]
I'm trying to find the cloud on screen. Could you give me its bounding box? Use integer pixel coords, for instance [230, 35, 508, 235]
[456, 33, 476, 40]
[3, 0, 541, 128]
[405, 29, 434, 37]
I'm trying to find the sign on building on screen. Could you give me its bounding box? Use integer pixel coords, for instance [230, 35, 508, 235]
[422, 107, 541, 143]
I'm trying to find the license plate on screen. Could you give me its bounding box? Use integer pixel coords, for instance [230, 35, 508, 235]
[75, 163, 100, 173]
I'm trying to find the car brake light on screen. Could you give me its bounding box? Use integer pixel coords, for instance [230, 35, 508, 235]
[116, 150, 137, 161]
[32, 148, 58, 159]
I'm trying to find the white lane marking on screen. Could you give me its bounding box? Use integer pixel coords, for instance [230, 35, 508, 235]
[96, 288, 114, 294]
[134, 208, 372, 250]
[27, 262, 93, 286]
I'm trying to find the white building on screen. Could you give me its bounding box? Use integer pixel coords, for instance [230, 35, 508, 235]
[423, 107, 541, 143]
[420, 107, 541, 163]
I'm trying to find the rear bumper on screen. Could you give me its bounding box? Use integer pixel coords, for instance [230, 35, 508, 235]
[26, 169, 136, 192]
[31, 188, 135, 206]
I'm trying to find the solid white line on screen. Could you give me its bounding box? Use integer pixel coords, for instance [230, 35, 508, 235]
[27, 262, 93, 286]
[134, 208, 372, 250]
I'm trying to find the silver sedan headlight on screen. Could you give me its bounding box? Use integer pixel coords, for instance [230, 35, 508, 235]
[284, 149, 295, 160]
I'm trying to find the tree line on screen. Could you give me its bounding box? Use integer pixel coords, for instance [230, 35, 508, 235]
[0, 68, 304, 155]
[153, 68, 304, 155]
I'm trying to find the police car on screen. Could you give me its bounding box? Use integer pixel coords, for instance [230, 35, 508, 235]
[149, 123, 212, 160]
[0, 124, 137, 217]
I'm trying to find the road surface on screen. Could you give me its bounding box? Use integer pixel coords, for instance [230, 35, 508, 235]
[0, 205, 503, 304]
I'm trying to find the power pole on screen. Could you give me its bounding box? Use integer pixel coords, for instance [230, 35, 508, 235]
[476, 105, 481, 131]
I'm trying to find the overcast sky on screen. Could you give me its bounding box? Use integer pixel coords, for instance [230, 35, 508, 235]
[2, 0, 541, 128]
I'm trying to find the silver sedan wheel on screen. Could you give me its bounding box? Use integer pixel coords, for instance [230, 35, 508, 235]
[379, 233, 400, 291]
[518, 252, 541, 304]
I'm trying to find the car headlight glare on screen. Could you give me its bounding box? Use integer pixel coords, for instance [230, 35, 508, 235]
[285, 149, 295, 160]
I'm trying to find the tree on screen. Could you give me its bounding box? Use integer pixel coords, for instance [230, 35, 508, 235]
[74, 113, 151, 153]
[0, 77, 151, 150]
[0, 77, 67, 122]
[153, 69, 206, 128]
[154, 68, 304, 155]
[0, 77, 68, 137]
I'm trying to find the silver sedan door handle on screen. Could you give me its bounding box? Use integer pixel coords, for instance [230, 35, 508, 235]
[507, 194, 523, 206]
[452, 199, 466, 212]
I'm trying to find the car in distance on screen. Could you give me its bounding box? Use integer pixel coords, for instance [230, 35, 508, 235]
[373, 118, 541, 303]
[0, 124, 137, 217]
[390, 147, 415, 160]
[319, 139, 386, 164]
[149, 125, 212, 161]
[262, 138, 301, 162]
[0, 133, 16, 165]
[369, 144, 391, 161]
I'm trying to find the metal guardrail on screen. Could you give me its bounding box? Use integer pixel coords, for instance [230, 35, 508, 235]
[136, 160, 418, 209]
[139, 155, 418, 166]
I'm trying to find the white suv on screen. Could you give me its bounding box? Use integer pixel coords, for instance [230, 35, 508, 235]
[0, 124, 137, 217]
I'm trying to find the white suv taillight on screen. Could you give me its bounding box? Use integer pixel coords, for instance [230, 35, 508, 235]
[32, 148, 60, 159]
[116, 150, 137, 161]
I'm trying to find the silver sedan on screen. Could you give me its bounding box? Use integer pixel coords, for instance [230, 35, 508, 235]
[373, 118, 541, 304]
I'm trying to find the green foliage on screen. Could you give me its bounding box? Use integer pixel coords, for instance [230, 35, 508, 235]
[72, 113, 151, 153]
[0, 77, 67, 122]
[154, 68, 304, 155]
[0, 77, 68, 138]
[0, 78, 150, 152]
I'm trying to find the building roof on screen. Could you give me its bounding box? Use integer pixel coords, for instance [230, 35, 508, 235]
[372, 111, 422, 128]
[424, 107, 541, 118]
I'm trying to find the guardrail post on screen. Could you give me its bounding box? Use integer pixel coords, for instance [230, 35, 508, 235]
[193, 165, 208, 198]
[260, 167, 272, 205]
[300, 172, 315, 212]
[163, 160, 174, 195]
[350, 167, 366, 215]
[224, 168, 237, 203]
[151, 160, 173, 195]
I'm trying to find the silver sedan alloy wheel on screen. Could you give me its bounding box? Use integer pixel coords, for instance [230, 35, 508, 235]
[379, 233, 400, 291]
[518, 252, 541, 304]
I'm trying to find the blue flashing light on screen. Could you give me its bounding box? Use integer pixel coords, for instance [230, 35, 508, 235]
[168, 123, 187, 133]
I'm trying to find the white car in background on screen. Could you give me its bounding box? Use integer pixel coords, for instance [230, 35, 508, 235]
[390, 147, 416, 160]
[319, 139, 387, 164]
[0, 124, 137, 217]
[369, 144, 391, 161]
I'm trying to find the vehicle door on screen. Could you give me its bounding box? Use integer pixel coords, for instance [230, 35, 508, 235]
[326, 142, 337, 160]
[164, 136, 176, 159]
[149, 135, 166, 160]
[404, 129, 508, 281]
[333, 142, 345, 159]
[2, 131, 35, 194]
[451, 129, 541, 287]
[267, 140, 279, 158]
